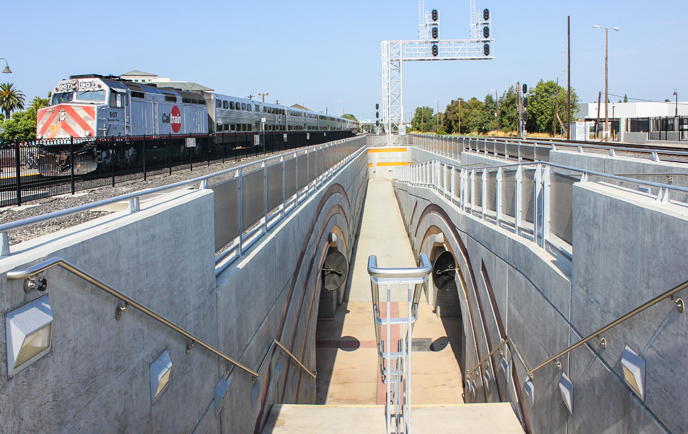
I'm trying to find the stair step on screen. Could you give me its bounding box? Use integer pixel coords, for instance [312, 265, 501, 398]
[262, 403, 525, 434]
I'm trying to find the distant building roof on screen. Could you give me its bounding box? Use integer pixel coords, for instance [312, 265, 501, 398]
[121, 70, 157, 77]
[153, 81, 214, 93]
[291, 104, 313, 111]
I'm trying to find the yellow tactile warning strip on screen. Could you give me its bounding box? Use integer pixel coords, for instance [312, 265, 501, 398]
[367, 148, 408, 153]
[367, 162, 411, 167]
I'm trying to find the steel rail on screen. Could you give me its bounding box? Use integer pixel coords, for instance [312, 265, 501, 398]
[367, 253, 432, 279]
[6, 257, 316, 380]
[526, 278, 688, 378]
[466, 338, 510, 377]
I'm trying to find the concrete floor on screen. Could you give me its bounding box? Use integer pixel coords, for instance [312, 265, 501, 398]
[315, 179, 465, 406]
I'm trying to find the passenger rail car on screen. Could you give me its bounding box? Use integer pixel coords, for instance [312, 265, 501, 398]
[35, 74, 357, 175]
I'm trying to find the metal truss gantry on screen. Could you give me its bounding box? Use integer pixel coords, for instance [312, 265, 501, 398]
[380, 0, 494, 144]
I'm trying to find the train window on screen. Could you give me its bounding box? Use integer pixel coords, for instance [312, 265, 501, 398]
[165, 95, 177, 102]
[225, 124, 230, 131]
[131, 91, 145, 99]
[216, 123, 222, 131]
[223, 101, 228, 109]
[231, 124, 236, 131]
[241, 103, 246, 111]
[254, 105, 259, 112]
[216, 100, 221, 108]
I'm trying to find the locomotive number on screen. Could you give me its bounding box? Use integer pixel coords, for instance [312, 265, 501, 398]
[109, 112, 118, 118]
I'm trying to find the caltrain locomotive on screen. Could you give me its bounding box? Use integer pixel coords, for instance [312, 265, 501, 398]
[35, 74, 357, 175]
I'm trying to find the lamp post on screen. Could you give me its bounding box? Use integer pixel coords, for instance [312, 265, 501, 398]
[0, 58, 11, 74]
[490, 89, 499, 132]
[593, 25, 619, 141]
[674, 90, 678, 117]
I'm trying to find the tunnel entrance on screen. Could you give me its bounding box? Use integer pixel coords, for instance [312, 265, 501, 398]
[430, 243, 466, 389]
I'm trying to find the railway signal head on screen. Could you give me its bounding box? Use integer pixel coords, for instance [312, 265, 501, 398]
[522, 84, 528, 94]
[432, 9, 438, 21]
[483, 26, 490, 39]
[432, 26, 439, 40]
[483, 43, 490, 56]
[432, 44, 439, 57]
[483, 9, 490, 21]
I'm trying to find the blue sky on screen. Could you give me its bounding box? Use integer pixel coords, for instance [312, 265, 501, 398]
[3, 0, 687, 121]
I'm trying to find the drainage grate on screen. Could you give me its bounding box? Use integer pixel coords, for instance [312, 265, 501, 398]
[411, 338, 433, 352]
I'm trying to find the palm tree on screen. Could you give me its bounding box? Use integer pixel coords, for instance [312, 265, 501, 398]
[30, 95, 49, 112]
[0, 83, 26, 120]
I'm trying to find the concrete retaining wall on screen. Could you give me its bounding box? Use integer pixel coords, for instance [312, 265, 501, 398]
[392, 172, 687, 433]
[0, 148, 369, 433]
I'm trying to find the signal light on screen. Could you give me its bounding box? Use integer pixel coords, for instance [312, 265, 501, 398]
[523, 112, 529, 123]
[432, 9, 438, 21]
[376, 111, 379, 118]
[376, 120, 380, 127]
[432, 44, 439, 57]
[483, 44, 490, 56]
[483, 9, 490, 21]
[376, 103, 379, 110]
[523, 97, 528, 108]
[522, 84, 528, 94]
[432, 27, 438, 39]
[483, 26, 489, 39]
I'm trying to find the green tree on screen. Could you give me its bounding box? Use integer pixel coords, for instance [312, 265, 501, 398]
[483, 94, 498, 132]
[411, 106, 436, 133]
[525, 80, 579, 135]
[0, 83, 25, 120]
[443, 99, 464, 134]
[1, 94, 49, 142]
[342, 113, 357, 123]
[498, 87, 518, 132]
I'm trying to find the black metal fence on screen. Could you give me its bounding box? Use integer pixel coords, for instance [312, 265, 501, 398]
[648, 116, 686, 141]
[0, 131, 352, 207]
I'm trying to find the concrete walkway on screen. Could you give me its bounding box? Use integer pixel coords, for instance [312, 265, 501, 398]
[315, 179, 464, 406]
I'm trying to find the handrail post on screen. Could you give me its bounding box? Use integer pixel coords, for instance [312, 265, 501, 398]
[450, 166, 455, 202]
[263, 162, 268, 234]
[543, 165, 551, 246]
[238, 168, 244, 256]
[533, 164, 543, 246]
[481, 169, 487, 219]
[470, 169, 476, 213]
[281, 156, 286, 218]
[515, 165, 523, 233]
[496, 167, 503, 225]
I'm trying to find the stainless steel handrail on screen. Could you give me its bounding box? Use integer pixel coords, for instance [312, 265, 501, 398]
[367, 253, 432, 279]
[527, 278, 688, 378]
[0, 136, 364, 234]
[6, 257, 316, 380]
[465, 338, 510, 377]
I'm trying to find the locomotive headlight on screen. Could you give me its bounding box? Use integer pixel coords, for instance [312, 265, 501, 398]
[37, 134, 43, 139]
[84, 131, 92, 137]
[71, 79, 78, 90]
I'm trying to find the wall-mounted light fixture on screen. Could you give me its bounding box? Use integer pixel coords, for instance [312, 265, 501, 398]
[621, 345, 645, 401]
[558, 372, 573, 414]
[150, 350, 172, 403]
[524, 377, 535, 407]
[214, 376, 229, 416]
[6, 295, 53, 377]
[499, 355, 510, 383]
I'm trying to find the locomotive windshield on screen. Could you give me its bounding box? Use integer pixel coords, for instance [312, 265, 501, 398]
[51, 92, 74, 105]
[74, 90, 106, 103]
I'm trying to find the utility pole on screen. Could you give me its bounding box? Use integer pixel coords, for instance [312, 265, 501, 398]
[517, 82, 522, 138]
[246, 94, 254, 100]
[258, 93, 269, 102]
[567, 16, 571, 140]
[593, 25, 619, 141]
[595, 91, 602, 139]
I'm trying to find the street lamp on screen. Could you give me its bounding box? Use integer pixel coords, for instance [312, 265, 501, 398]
[0, 58, 11, 74]
[593, 25, 620, 141]
[490, 89, 499, 132]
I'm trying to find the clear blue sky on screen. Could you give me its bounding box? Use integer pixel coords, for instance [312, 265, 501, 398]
[3, 0, 687, 121]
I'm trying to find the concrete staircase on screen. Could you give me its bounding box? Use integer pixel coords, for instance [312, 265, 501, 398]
[261, 404, 525, 434]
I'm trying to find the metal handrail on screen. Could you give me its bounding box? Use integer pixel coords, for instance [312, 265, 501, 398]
[367, 253, 432, 279]
[6, 257, 316, 380]
[527, 278, 688, 378]
[465, 338, 510, 377]
[0, 136, 364, 234]
[410, 133, 688, 158]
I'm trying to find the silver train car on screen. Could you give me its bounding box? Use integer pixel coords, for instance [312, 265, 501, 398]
[36, 74, 356, 175]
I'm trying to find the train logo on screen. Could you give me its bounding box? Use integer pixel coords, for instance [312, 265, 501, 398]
[162, 106, 182, 133]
